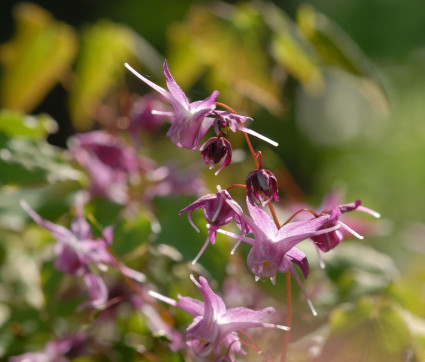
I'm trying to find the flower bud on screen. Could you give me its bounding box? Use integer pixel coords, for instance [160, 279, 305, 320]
[200, 137, 232, 175]
[246, 168, 279, 206]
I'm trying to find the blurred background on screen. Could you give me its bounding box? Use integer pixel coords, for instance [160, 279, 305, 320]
[0, 0, 424, 360]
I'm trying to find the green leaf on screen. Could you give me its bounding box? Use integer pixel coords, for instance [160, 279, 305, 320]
[323, 243, 399, 301]
[0, 135, 82, 186]
[0, 181, 80, 231]
[167, 3, 284, 115]
[0, 110, 57, 139]
[0, 3, 77, 112]
[318, 298, 413, 362]
[296, 4, 389, 115]
[69, 21, 138, 131]
[262, 3, 324, 94]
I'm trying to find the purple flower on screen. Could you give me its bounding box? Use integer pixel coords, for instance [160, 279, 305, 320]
[10, 333, 86, 362]
[219, 198, 341, 315]
[200, 137, 232, 175]
[149, 275, 287, 360]
[69, 131, 141, 203]
[125, 61, 219, 150]
[311, 199, 381, 253]
[180, 189, 248, 264]
[77, 273, 109, 311]
[144, 163, 207, 201]
[129, 93, 170, 133]
[246, 168, 279, 206]
[20, 197, 145, 309]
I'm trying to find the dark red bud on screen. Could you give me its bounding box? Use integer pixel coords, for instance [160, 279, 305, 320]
[200, 137, 232, 174]
[246, 168, 279, 205]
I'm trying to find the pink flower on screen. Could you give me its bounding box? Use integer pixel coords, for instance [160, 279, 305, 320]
[219, 198, 341, 315]
[149, 275, 287, 360]
[125, 61, 219, 150]
[180, 189, 249, 264]
[69, 131, 141, 203]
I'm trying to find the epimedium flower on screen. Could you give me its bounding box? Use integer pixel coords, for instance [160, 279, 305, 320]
[149, 275, 288, 361]
[10, 333, 86, 362]
[20, 197, 145, 282]
[180, 188, 249, 264]
[200, 136, 232, 175]
[310, 200, 381, 253]
[125, 61, 219, 150]
[69, 131, 141, 204]
[218, 197, 342, 315]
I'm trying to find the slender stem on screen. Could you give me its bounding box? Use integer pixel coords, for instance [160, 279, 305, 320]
[282, 208, 319, 226]
[215, 101, 259, 168]
[227, 183, 247, 191]
[281, 272, 292, 362]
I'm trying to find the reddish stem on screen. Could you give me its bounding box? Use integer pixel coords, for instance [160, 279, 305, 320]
[227, 183, 247, 191]
[216, 101, 292, 362]
[281, 272, 292, 362]
[283, 208, 319, 226]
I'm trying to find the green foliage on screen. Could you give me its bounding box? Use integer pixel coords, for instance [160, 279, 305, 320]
[0, 3, 77, 112]
[318, 298, 413, 362]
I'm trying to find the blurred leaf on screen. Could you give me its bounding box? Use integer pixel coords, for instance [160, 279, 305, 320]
[0, 181, 80, 231]
[296, 4, 389, 115]
[323, 243, 399, 301]
[69, 21, 138, 131]
[168, 3, 284, 114]
[0, 3, 77, 112]
[113, 210, 153, 256]
[262, 3, 324, 94]
[0, 110, 57, 139]
[318, 298, 413, 362]
[0, 134, 82, 186]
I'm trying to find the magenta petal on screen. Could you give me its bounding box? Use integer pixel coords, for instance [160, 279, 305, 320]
[286, 247, 309, 279]
[163, 60, 189, 108]
[77, 273, 108, 311]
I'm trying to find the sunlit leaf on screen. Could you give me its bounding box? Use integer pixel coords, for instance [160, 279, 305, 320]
[0, 135, 82, 186]
[0, 110, 57, 139]
[0, 181, 80, 231]
[296, 4, 389, 115]
[69, 21, 140, 131]
[168, 3, 284, 114]
[318, 298, 413, 362]
[262, 3, 324, 95]
[323, 243, 399, 301]
[0, 3, 78, 112]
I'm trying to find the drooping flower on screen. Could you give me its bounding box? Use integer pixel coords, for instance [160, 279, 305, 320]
[180, 188, 249, 264]
[149, 275, 287, 361]
[125, 61, 219, 150]
[69, 131, 141, 204]
[218, 197, 341, 314]
[10, 333, 86, 362]
[310, 200, 381, 253]
[200, 136, 232, 175]
[246, 168, 279, 206]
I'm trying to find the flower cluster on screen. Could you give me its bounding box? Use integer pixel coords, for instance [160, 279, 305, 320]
[123, 60, 380, 358]
[16, 60, 380, 361]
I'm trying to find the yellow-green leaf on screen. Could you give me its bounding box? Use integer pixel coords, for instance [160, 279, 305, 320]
[0, 3, 77, 112]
